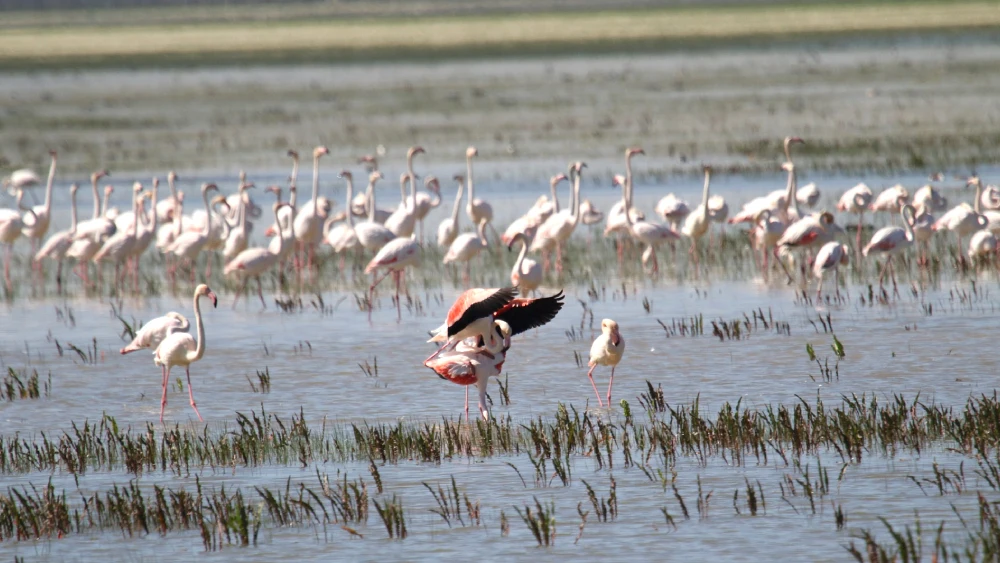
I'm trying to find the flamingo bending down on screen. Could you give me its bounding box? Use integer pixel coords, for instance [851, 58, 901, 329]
[121, 312, 190, 354]
[654, 193, 690, 230]
[863, 204, 916, 291]
[444, 218, 489, 284]
[870, 184, 910, 218]
[437, 175, 465, 248]
[225, 203, 292, 309]
[837, 183, 874, 251]
[775, 212, 844, 283]
[613, 174, 679, 274]
[365, 235, 421, 320]
[35, 183, 79, 291]
[813, 242, 849, 299]
[502, 173, 567, 246]
[426, 319, 511, 421]
[579, 200, 604, 225]
[0, 189, 36, 288]
[21, 150, 58, 255]
[425, 286, 519, 362]
[587, 319, 624, 408]
[152, 283, 217, 423]
[968, 229, 997, 269]
[508, 232, 542, 295]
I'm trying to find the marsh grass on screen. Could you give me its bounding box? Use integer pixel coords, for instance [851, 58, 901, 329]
[0, 368, 49, 401]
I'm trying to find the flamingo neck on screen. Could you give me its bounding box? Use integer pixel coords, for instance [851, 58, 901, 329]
[273, 206, 288, 257]
[550, 180, 561, 214]
[786, 167, 800, 218]
[569, 169, 581, 227]
[311, 155, 321, 218]
[201, 189, 212, 236]
[625, 154, 635, 209]
[289, 158, 299, 191]
[973, 180, 983, 214]
[902, 207, 915, 241]
[102, 189, 112, 219]
[146, 187, 158, 232]
[130, 189, 140, 234]
[187, 293, 207, 363]
[366, 180, 377, 222]
[476, 220, 487, 246]
[42, 154, 57, 212]
[450, 184, 464, 223]
[344, 179, 354, 227]
[69, 187, 78, 233]
[701, 172, 711, 220]
[515, 238, 529, 272]
[466, 156, 475, 209]
[91, 178, 100, 220]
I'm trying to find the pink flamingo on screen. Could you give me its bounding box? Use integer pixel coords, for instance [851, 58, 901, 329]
[365, 235, 421, 320]
[863, 204, 916, 292]
[813, 242, 849, 299]
[152, 283, 217, 423]
[225, 203, 292, 309]
[121, 312, 190, 354]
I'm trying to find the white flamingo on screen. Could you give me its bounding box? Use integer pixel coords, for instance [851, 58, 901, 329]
[325, 171, 361, 256]
[532, 162, 585, 275]
[155, 171, 182, 224]
[437, 175, 465, 248]
[502, 173, 567, 245]
[613, 174, 679, 274]
[837, 183, 874, 251]
[292, 146, 332, 271]
[0, 189, 36, 288]
[222, 182, 255, 262]
[35, 182, 79, 291]
[121, 312, 190, 355]
[654, 193, 690, 230]
[166, 183, 219, 283]
[682, 165, 715, 269]
[20, 150, 58, 254]
[93, 182, 143, 288]
[67, 174, 115, 285]
[355, 172, 396, 252]
[508, 232, 542, 295]
[152, 283, 217, 423]
[413, 175, 442, 242]
[870, 184, 910, 219]
[384, 147, 426, 238]
[932, 177, 987, 266]
[587, 319, 624, 408]
[444, 218, 489, 284]
[912, 184, 948, 213]
[968, 229, 997, 268]
[464, 146, 499, 244]
[813, 242, 849, 299]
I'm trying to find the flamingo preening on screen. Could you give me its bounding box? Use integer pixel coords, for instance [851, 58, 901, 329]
[121, 312, 190, 355]
[508, 232, 542, 296]
[152, 283, 217, 423]
[225, 202, 292, 309]
[813, 241, 849, 299]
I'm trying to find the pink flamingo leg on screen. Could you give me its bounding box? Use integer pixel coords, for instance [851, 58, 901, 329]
[257, 276, 266, 308]
[160, 365, 169, 424]
[186, 366, 203, 422]
[606, 367, 616, 406]
[465, 386, 470, 422]
[368, 270, 392, 320]
[4, 244, 12, 290]
[394, 270, 402, 320]
[232, 278, 247, 310]
[586, 365, 604, 407]
[556, 243, 563, 277]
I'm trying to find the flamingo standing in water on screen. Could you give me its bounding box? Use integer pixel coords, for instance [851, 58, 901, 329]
[464, 146, 499, 244]
[812, 242, 849, 299]
[837, 183, 874, 252]
[413, 175, 442, 243]
[776, 211, 843, 283]
[502, 173, 567, 246]
[152, 283, 217, 423]
[426, 319, 512, 421]
[166, 183, 219, 283]
[225, 203, 292, 309]
[292, 146, 332, 273]
[325, 171, 361, 261]
[863, 204, 916, 292]
[613, 174, 679, 274]
[682, 165, 715, 270]
[21, 150, 58, 257]
[0, 189, 36, 289]
[121, 312, 190, 354]
[355, 172, 396, 252]
[932, 177, 986, 267]
[444, 218, 489, 284]
[587, 319, 625, 408]
[532, 162, 585, 275]
[508, 232, 542, 295]
[365, 235, 421, 320]
[425, 286, 519, 362]
[968, 229, 997, 271]
[437, 175, 464, 248]
[35, 183, 79, 292]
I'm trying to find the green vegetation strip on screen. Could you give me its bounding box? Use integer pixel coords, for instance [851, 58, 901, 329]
[3, 2, 999, 69]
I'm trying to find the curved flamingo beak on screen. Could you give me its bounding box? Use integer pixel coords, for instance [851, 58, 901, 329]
[611, 327, 621, 347]
[208, 290, 218, 308]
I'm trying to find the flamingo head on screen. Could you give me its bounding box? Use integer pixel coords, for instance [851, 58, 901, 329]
[408, 146, 425, 160]
[781, 161, 795, 172]
[195, 284, 218, 308]
[571, 161, 587, 175]
[93, 169, 110, 183]
[69, 183, 79, 196]
[202, 183, 219, 195]
[313, 146, 330, 158]
[601, 319, 622, 347]
[400, 172, 411, 186]
[783, 136, 805, 158]
[453, 174, 465, 185]
[626, 147, 645, 158]
[287, 149, 299, 160]
[370, 171, 384, 184]
[466, 146, 478, 158]
[132, 181, 143, 194]
[424, 175, 440, 193]
[506, 232, 528, 251]
[338, 169, 353, 180]
[357, 154, 377, 169]
[611, 174, 626, 188]
[966, 175, 981, 187]
[550, 173, 568, 186]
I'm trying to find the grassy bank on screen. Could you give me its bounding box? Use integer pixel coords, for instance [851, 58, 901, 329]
[2, 1, 999, 70]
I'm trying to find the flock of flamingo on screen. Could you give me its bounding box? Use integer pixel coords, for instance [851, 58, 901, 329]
[1, 137, 995, 421]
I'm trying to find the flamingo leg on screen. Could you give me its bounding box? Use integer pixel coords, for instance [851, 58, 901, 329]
[855, 213, 863, 254]
[368, 269, 392, 320]
[464, 386, 470, 422]
[160, 365, 169, 424]
[232, 277, 247, 309]
[774, 247, 795, 284]
[606, 366, 616, 407]
[186, 366, 204, 422]
[257, 276, 266, 308]
[877, 255, 893, 289]
[586, 364, 604, 408]
[394, 270, 402, 321]
[3, 244, 12, 290]
[556, 243, 563, 277]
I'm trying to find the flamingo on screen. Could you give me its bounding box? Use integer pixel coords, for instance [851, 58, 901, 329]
[968, 229, 997, 269]
[654, 193, 690, 230]
[222, 182, 255, 262]
[292, 146, 332, 272]
[502, 173, 567, 245]
[437, 175, 465, 248]
[910, 204, 935, 266]
[354, 171, 396, 252]
[225, 203, 292, 309]
[613, 174, 679, 274]
[425, 286, 519, 362]
[870, 184, 910, 219]
[152, 283, 217, 423]
[508, 232, 542, 295]
[67, 173, 114, 285]
[0, 189, 36, 289]
[813, 242, 849, 299]
[35, 182, 79, 291]
[365, 235, 422, 320]
[128, 180, 161, 290]
[166, 183, 219, 283]
[532, 162, 585, 275]
[776, 211, 844, 283]
[444, 218, 489, 284]
[464, 146, 499, 244]
[324, 171, 361, 257]
[121, 312, 190, 354]
[587, 319, 624, 408]
[932, 177, 987, 266]
[605, 148, 647, 263]
[837, 183, 873, 251]
[414, 175, 442, 242]
[579, 200, 604, 226]
[155, 171, 182, 224]
[425, 319, 511, 421]
[912, 184, 948, 213]
[20, 150, 58, 255]
[384, 147, 426, 238]
[863, 204, 916, 291]
[980, 183, 1000, 211]
[682, 165, 714, 269]
[753, 209, 794, 281]
[2, 168, 41, 196]
[93, 182, 143, 289]
[797, 182, 821, 208]
[225, 171, 261, 223]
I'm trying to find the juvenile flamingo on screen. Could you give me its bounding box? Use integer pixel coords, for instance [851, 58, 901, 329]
[120, 312, 190, 354]
[152, 283, 217, 423]
[587, 319, 625, 408]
